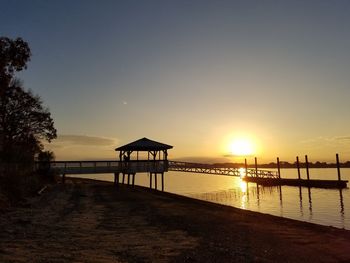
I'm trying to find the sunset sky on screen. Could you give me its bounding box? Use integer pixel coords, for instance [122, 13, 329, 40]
[2, 0, 350, 163]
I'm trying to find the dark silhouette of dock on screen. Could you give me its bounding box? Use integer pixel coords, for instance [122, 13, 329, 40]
[35, 138, 348, 189]
[37, 159, 348, 189]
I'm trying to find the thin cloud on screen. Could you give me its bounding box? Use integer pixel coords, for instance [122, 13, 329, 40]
[56, 135, 116, 146]
[43, 134, 119, 160]
[334, 136, 350, 141]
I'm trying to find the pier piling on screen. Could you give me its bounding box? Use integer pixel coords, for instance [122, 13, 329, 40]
[114, 173, 119, 186]
[277, 157, 281, 179]
[155, 173, 158, 190]
[305, 155, 310, 181]
[336, 153, 341, 181]
[161, 173, 164, 191]
[296, 156, 301, 180]
[150, 173, 152, 189]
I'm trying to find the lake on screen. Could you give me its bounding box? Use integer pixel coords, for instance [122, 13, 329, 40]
[69, 168, 350, 230]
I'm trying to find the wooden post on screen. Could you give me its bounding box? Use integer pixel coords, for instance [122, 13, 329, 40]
[277, 157, 281, 179]
[150, 173, 152, 189]
[296, 156, 301, 180]
[122, 173, 125, 184]
[254, 157, 258, 177]
[114, 173, 117, 185]
[127, 174, 130, 185]
[132, 173, 135, 187]
[116, 173, 119, 186]
[305, 155, 310, 181]
[155, 173, 158, 190]
[244, 158, 248, 177]
[336, 153, 341, 181]
[161, 172, 164, 191]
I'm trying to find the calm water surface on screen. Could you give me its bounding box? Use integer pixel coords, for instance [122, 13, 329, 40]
[70, 168, 349, 230]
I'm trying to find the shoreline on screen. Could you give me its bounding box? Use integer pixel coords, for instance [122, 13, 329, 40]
[70, 175, 349, 230]
[1, 177, 350, 262]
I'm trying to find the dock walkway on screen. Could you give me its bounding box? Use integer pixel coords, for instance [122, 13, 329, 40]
[36, 160, 348, 189]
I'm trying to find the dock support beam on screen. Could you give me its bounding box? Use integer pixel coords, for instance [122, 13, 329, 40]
[127, 174, 130, 185]
[114, 173, 119, 186]
[296, 156, 301, 180]
[132, 173, 135, 187]
[155, 173, 157, 190]
[161, 172, 164, 191]
[122, 173, 125, 184]
[244, 158, 248, 177]
[277, 157, 281, 179]
[150, 173, 153, 189]
[336, 153, 341, 181]
[255, 157, 258, 177]
[305, 155, 310, 181]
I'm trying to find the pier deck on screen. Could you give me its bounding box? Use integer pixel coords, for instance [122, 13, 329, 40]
[37, 160, 348, 189]
[244, 177, 348, 188]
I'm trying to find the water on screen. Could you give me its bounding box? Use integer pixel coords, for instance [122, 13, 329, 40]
[69, 168, 350, 230]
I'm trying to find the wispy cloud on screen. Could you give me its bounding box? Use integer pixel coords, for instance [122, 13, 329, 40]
[43, 134, 118, 160]
[55, 135, 116, 146]
[334, 136, 350, 141]
[300, 135, 350, 144]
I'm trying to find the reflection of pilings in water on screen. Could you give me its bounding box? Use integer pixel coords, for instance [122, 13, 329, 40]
[339, 188, 344, 218]
[256, 184, 260, 207]
[299, 186, 304, 216]
[278, 185, 283, 208]
[308, 187, 313, 216]
[246, 182, 249, 201]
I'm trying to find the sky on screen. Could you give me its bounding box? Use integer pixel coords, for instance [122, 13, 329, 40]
[2, 0, 350, 163]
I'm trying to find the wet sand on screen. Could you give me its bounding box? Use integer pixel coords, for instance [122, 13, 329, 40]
[1, 178, 350, 262]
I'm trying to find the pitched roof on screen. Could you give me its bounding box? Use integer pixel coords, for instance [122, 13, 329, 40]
[115, 137, 173, 151]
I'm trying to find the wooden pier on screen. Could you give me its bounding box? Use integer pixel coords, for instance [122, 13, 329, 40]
[244, 177, 348, 188]
[38, 159, 348, 189]
[168, 161, 279, 178]
[35, 138, 348, 190]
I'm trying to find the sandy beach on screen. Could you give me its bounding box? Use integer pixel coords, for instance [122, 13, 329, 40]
[1, 178, 350, 262]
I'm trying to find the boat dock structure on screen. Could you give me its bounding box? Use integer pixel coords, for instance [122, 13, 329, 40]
[35, 138, 348, 190]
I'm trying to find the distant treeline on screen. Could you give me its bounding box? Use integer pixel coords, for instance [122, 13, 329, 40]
[212, 161, 350, 169]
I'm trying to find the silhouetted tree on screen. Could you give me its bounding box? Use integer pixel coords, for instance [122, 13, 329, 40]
[0, 37, 31, 93]
[2, 80, 56, 158]
[0, 37, 56, 173]
[1, 37, 32, 156]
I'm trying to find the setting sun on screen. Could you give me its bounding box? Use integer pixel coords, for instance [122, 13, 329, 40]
[229, 138, 254, 156]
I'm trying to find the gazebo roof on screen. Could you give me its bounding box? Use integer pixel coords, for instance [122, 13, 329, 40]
[115, 137, 173, 152]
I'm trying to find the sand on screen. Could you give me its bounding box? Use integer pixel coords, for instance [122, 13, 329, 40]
[0, 178, 350, 262]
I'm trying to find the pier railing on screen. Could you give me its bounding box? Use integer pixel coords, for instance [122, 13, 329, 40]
[168, 161, 279, 178]
[36, 160, 168, 174]
[35, 160, 279, 178]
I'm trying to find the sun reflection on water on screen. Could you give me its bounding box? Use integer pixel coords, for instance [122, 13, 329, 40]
[239, 167, 246, 178]
[240, 179, 247, 193]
